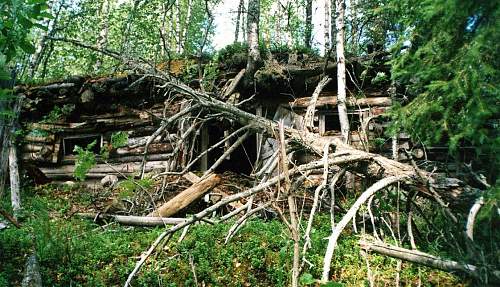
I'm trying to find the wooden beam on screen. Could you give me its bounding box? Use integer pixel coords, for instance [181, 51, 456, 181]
[290, 96, 392, 109]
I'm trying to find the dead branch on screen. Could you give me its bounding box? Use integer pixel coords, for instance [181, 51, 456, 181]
[77, 213, 186, 226]
[466, 196, 484, 241]
[304, 76, 331, 131]
[321, 176, 409, 282]
[360, 238, 500, 283]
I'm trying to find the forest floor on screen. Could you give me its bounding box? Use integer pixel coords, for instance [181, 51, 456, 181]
[0, 183, 467, 286]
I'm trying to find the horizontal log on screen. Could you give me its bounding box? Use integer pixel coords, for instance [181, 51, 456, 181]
[24, 134, 55, 143]
[22, 144, 52, 153]
[40, 161, 168, 176]
[61, 154, 172, 165]
[360, 239, 500, 283]
[116, 143, 172, 155]
[77, 213, 187, 226]
[290, 96, 392, 109]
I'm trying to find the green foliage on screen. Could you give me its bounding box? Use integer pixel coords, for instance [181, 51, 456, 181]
[0, 188, 466, 286]
[73, 140, 96, 181]
[42, 104, 75, 123]
[0, 0, 50, 63]
[110, 131, 128, 148]
[388, 0, 500, 178]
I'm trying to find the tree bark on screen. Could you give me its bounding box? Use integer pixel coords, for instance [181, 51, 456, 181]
[234, 0, 244, 43]
[245, 0, 261, 78]
[77, 213, 186, 226]
[304, 77, 332, 131]
[324, 0, 331, 51]
[335, 0, 350, 142]
[305, 0, 313, 48]
[9, 142, 20, 217]
[148, 174, 221, 217]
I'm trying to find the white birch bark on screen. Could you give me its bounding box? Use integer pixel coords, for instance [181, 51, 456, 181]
[335, 0, 350, 142]
[9, 144, 20, 216]
[324, 0, 331, 51]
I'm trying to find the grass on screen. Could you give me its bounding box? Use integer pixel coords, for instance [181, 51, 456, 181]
[0, 185, 467, 286]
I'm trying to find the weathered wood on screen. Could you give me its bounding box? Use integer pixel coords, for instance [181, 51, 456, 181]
[0, 207, 21, 228]
[359, 239, 500, 283]
[291, 96, 392, 109]
[116, 143, 173, 155]
[22, 143, 53, 153]
[222, 69, 245, 99]
[61, 153, 172, 165]
[24, 134, 55, 143]
[183, 172, 243, 209]
[148, 174, 221, 217]
[40, 161, 168, 176]
[77, 213, 187, 226]
[304, 77, 331, 131]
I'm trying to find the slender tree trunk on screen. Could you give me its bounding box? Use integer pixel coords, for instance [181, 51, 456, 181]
[9, 143, 20, 217]
[234, 0, 244, 43]
[176, 0, 182, 54]
[305, 0, 313, 48]
[182, 0, 192, 51]
[324, 0, 331, 51]
[94, 0, 111, 71]
[335, 0, 349, 142]
[246, 0, 260, 78]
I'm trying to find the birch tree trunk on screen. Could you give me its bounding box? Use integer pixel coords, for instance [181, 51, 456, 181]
[246, 0, 261, 78]
[9, 143, 20, 217]
[94, 0, 111, 71]
[335, 0, 350, 142]
[324, 0, 331, 51]
[176, 0, 183, 54]
[234, 0, 244, 43]
[305, 0, 313, 48]
[182, 0, 192, 51]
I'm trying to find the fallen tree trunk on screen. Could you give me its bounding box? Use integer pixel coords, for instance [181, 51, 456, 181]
[182, 172, 243, 209]
[359, 239, 500, 283]
[290, 96, 392, 109]
[148, 173, 221, 217]
[21, 253, 42, 287]
[77, 213, 187, 226]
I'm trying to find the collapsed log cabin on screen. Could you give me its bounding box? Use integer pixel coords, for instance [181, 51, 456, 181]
[11, 48, 493, 285]
[16, 58, 407, 186]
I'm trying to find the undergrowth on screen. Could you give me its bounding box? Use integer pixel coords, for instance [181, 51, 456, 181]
[0, 186, 466, 286]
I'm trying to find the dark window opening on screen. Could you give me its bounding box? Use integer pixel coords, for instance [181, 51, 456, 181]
[324, 112, 362, 132]
[63, 135, 102, 156]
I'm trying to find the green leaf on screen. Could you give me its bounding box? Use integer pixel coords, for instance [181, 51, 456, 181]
[320, 282, 345, 287]
[299, 273, 315, 285]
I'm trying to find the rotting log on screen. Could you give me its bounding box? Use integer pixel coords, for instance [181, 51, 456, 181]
[183, 172, 243, 209]
[290, 96, 392, 109]
[77, 213, 186, 226]
[359, 239, 500, 283]
[148, 174, 221, 217]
